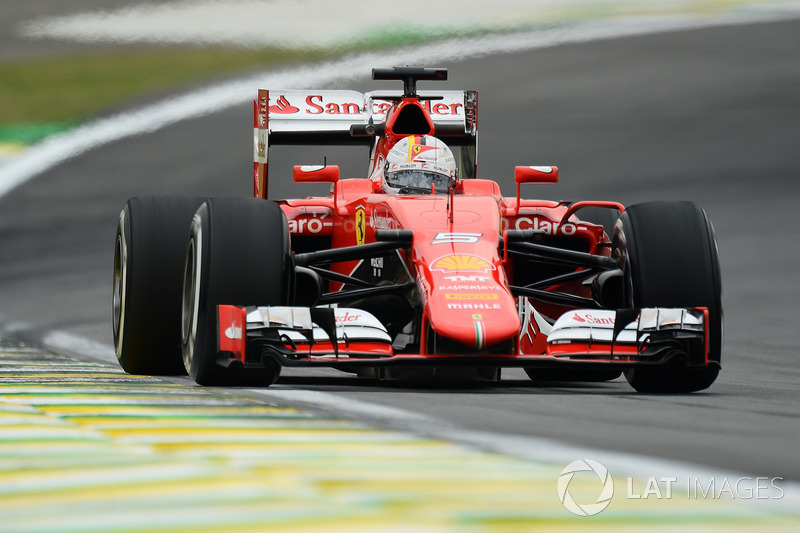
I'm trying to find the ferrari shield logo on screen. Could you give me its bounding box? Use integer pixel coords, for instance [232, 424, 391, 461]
[355, 208, 366, 246]
[409, 143, 437, 161]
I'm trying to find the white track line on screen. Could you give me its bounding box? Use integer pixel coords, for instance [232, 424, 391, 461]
[3, 8, 800, 198]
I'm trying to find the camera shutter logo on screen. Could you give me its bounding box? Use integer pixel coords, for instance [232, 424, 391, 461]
[557, 459, 614, 516]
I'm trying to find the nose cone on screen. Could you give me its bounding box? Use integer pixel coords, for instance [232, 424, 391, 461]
[426, 280, 520, 351]
[431, 304, 520, 351]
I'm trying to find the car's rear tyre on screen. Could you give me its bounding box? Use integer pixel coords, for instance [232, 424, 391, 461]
[524, 368, 622, 382]
[182, 197, 291, 386]
[613, 201, 722, 393]
[113, 195, 206, 375]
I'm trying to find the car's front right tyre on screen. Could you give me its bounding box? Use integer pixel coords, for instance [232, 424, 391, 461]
[182, 197, 291, 386]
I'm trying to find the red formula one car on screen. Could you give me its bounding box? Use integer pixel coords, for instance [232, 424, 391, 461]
[113, 67, 722, 393]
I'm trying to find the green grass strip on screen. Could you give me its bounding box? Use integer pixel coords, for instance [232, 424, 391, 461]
[0, 45, 329, 144]
[0, 120, 82, 145]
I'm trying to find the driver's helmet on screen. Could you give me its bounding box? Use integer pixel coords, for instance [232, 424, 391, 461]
[383, 135, 457, 194]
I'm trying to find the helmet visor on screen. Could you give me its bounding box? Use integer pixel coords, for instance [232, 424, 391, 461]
[385, 169, 452, 193]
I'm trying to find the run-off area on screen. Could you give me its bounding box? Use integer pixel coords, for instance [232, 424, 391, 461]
[1, 340, 797, 531]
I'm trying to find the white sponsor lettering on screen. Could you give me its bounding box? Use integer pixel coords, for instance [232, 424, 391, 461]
[513, 217, 578, 235]
[287, 216, 331, 234]
[447, 303, 502, 310]
[432, 232, 482, 244]
[371, 212, 394, 230]
[502, 217, 589, 235]
[307, 218, 323, 233]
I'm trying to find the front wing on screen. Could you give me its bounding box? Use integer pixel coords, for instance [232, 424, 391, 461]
[214, 305, 712, 372]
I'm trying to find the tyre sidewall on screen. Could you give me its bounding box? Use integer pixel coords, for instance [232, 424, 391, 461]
[183, 198, 290, 385]
[114, 195, 205, 375]
[613, 201, 723, 392]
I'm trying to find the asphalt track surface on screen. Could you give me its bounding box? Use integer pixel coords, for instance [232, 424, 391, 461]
[1, 18, 799, 485]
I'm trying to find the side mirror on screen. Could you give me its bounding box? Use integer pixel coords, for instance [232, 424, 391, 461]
[293, 165, 340, 183]
[507, 166, 559, 216]
[514, 166, 558, 184]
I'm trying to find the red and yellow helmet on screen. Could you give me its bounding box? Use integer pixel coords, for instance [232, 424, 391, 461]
[383, 135, 457, 194]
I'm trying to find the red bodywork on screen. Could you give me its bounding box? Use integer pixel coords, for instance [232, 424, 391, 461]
[221, 71, 710, 374]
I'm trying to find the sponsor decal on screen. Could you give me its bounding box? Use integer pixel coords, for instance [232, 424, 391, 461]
[224, 324, 242, 340]
[257, 134, 266, 158]
[306, 94, 361, 115]
[225, 324, 242, 340]
[504, 216, 588, 235]
[410, 143, 438, 160]
[432, 232, 482, 244]
[299, 165, 326, 172]
[336, 311, 361, 323]
[287, 215, 332, 234]
[355, 208, 366, 245]
[447, 303, 502, 310]
[530, 166, 554, 174]
[371, 257, 383, 277]
[269, 92, 465, 118]
[256, 90, 269, 126]
[372, 99, 463, 117]
[370, 211, 395, 230]
[572, 312, 615, 325]
[445, 293, 499, 300]
[372, 101, 393, 115]
[431, 254, 494, 273]
[427, 101, 463, 116]
[472, 314, 483, 320]
[269, 95, 300, 114]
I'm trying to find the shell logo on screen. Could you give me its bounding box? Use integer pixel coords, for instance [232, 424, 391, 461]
[431, 254, 493, 273]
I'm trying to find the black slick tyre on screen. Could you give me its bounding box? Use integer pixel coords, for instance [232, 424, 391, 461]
[113, 195, 206, 375]
[182, 197, 291, 386]
[613, 201, 723, 393]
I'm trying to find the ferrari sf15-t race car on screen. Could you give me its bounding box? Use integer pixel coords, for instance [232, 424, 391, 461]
[112, 67, 722, 393]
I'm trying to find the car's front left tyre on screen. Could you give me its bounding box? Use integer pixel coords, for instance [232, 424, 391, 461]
[613, 201, 723, 393]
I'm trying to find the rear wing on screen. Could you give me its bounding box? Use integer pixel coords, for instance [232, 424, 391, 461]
[253, 89, 478, 199]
